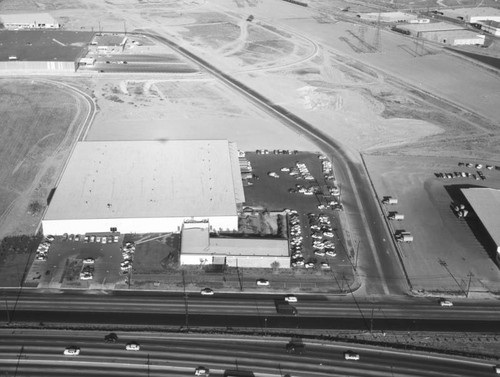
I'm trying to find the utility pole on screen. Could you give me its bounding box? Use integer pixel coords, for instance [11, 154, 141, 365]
[4, 298, 10, 324]
[182, 270, 189, 331]
[466, 272, 473, 298]
[370, 307, 374, 334]
[354, 240, 360, 271]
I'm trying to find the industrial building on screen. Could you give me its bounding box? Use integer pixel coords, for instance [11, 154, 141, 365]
[393, 22, 485, 46]
[0, 12, 60, 29]
[461, 188, 500, 265]
[477, 20, 500, 36]
[357, 12, 418, 23]
[440, 7, 500, 23]
[90, 34, 127, 54]
[0, 30, 94, 72]
[180, 222, 290, 268]
[42, 140, 245, 236]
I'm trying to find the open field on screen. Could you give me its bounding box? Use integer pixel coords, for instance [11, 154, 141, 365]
[0, 79, 89, 239]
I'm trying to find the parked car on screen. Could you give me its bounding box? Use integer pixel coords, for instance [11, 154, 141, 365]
[285, 295, 297, 303]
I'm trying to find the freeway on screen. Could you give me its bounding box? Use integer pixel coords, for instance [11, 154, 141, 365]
[1, 291, 499, 332]
[132, 28, 407, 296]
[0, 329, 496, 377]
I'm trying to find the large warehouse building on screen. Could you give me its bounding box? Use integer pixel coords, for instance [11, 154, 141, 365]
[0, 12, 60, 29]
[393, 22, 485, 46]
[0, 30, 94, 72]
[180, 222, 290, 268]
[461, 188, 500, 265]
[42, 140, 245, 235]
[440, 7, 500, 23]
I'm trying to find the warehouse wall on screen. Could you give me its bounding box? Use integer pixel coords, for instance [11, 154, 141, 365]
[0, 61, 76, 72]
[42, 215, 238, 236]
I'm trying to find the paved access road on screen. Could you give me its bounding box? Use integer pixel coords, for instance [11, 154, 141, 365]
[0, 329, 496, 377]
[2, 290, 499, 332]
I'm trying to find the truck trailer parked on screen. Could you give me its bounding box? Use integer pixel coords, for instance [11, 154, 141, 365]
[396, 232, 413, 242]
[382, 196, 398, 205]
[388, 212, 404, 221]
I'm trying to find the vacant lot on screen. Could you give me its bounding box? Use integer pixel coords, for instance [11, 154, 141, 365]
[0, 79, 88, 239]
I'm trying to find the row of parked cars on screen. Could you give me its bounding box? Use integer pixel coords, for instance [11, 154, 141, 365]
[120, 242, 135, 273]
[35, 235, 55, 261]
[84, 234, 119, 244]
[435, 171, 485, 181]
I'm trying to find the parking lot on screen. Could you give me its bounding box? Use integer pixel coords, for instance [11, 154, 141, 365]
[25, 233, 125, 289]
[364, 155, 500, 294]
[242, 151, 356, 290]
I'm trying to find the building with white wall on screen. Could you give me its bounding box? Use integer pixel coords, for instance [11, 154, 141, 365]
[440, 7, 500, 23]
[462, 188, 500, 265]
[42, 140, 245, 235]
[0, 13, 60, 29]
[180, 222, 290, 268]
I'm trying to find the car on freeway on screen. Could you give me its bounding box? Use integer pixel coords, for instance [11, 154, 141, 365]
[285, 295, 297, 303]
[64, 346, 80, 356]
[194, 366, 210, 376]
[439, 298, 453, 307]
[200, 288, 214, 296]
[104, 332, 118, 343]
[344, 351, 360, 360]
[125, 342, 140, 351]
[256, 279, 270, 286]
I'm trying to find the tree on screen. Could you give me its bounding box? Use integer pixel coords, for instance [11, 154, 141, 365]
[28, 201, 43, 216]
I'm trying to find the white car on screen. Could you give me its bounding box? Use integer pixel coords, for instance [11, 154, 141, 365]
[200, 288, 214, 296]
[305, 262, 314, 269]
[64, 346, 80, 356]
[267, 172, 279, 178]
[126, 342, 140, 351]
[83, 258, 95, 264]
[194, 366, 210, 376]
[80, 274, 93, 280]
[256, 279, 269, 286]
[320, 262, 330, 269]
[439, 299, 453, 307]
[285, 295, 297, 303]
[344, 351, 360, 360]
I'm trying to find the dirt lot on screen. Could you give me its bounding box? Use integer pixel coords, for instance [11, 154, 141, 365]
[0, 79, 89, 240]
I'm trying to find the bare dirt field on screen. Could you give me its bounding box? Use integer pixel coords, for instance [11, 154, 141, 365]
[0, 79, 89, 239]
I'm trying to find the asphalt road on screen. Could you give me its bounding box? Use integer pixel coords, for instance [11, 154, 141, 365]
[0, 329, 496, 377]
[132, 29, 408, 296]
[1, 291, 499, 332]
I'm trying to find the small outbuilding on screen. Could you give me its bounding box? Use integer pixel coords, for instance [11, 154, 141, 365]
[180, 222, 290, 268]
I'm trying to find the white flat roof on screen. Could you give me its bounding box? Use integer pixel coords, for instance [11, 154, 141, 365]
[398, 22, 464, 32]
[441, 7, 500, 19]
[0, 13, 57, 25]
[44, 140, 243, 221]
[462, 188, 500, 249]
[181, 224, 289, 257]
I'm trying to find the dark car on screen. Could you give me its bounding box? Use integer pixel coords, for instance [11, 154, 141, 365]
[104, 332, 118, 343]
